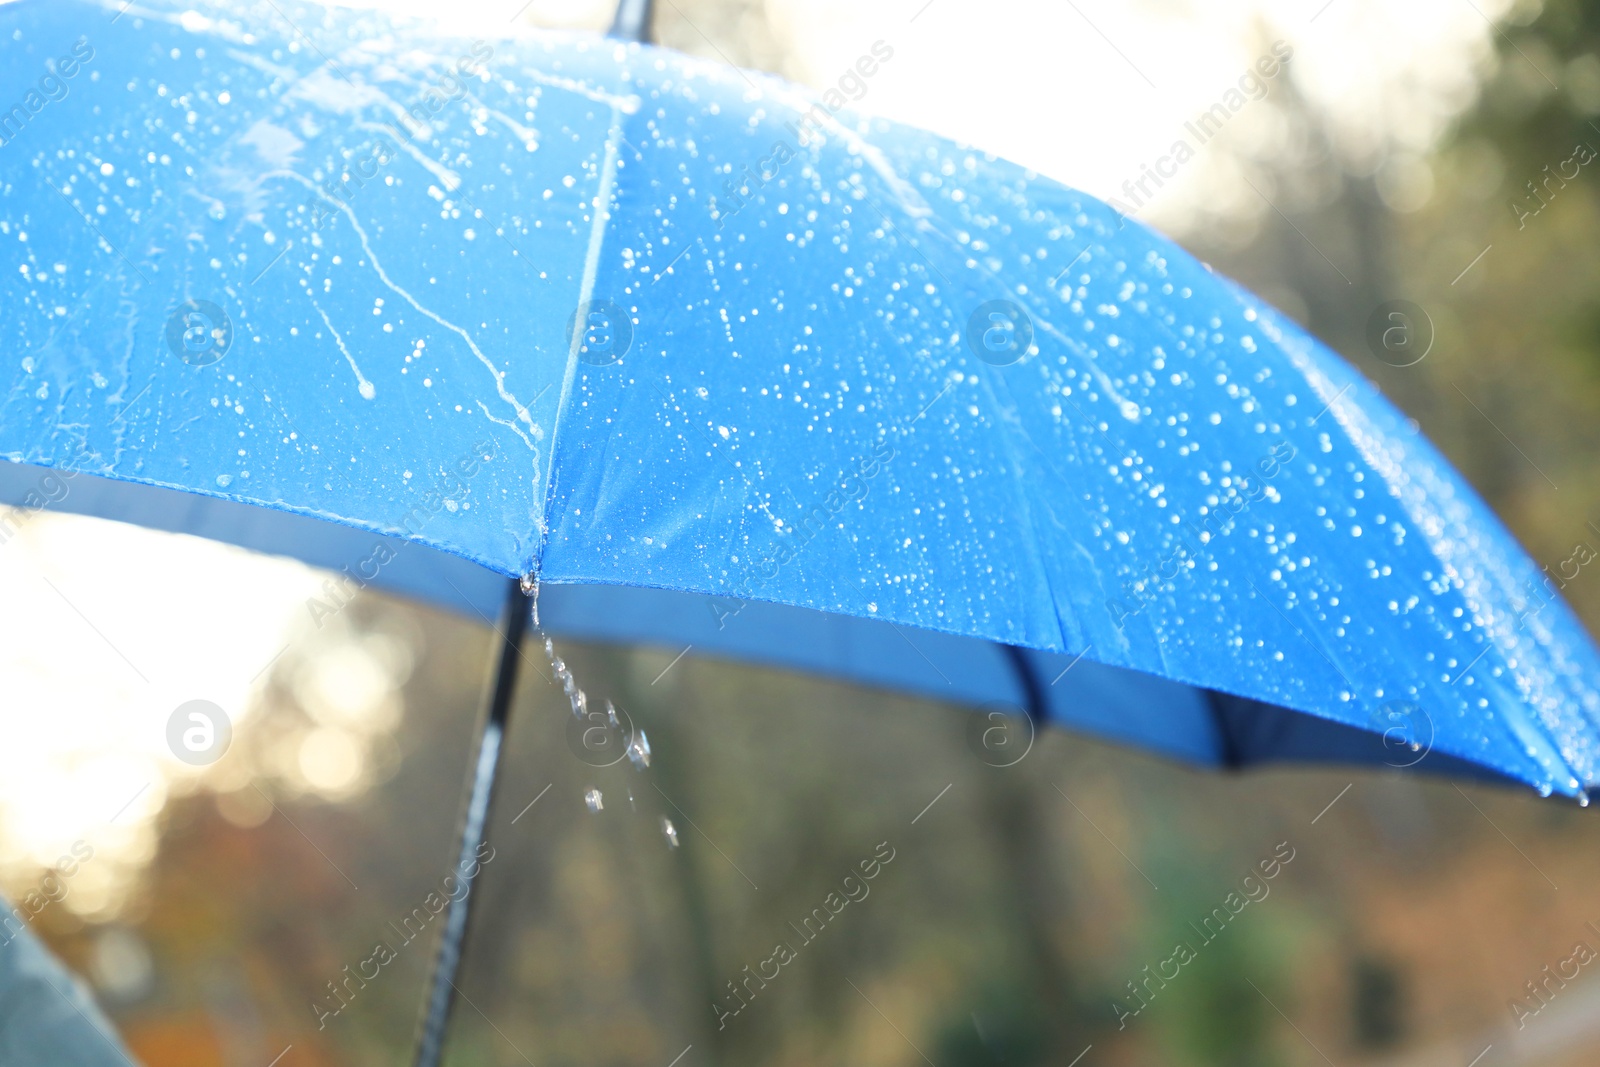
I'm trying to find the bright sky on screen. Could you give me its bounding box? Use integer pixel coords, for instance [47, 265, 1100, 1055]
[0, 0, 1513, 916]
[346, 0, 1510, 231]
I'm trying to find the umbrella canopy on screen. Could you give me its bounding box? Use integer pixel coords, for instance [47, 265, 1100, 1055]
[1, 0, 1596, 802]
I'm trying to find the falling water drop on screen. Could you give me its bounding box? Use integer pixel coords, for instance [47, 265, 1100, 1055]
[661, 817, 679, 848]
[584, 788, 603, 812]
[1580, 793, 1591, 808]
[606, 700, 620, 728]
[627, 729, 652, 769]
[569, 689, 587, 719]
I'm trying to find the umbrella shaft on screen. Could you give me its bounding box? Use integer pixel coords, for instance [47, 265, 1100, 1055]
[412, 577, 530, 1067]
[608, 0, 653, 42]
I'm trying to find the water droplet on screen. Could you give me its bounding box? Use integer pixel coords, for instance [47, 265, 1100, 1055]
[661, 817, 679, 848]
[1580, 793, 1591, 808]
[520, 574, 538, 596]
[606, 700, 620, 728]
[569, 689, 587, 719]
[584, 788, 603, 812]
[627, 729, 651, 769]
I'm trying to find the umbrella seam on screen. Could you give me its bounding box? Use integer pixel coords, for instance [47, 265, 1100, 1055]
[534, 98, 628, 580]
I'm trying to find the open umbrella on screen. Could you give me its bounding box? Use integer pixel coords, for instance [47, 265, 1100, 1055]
[2, 0, 1598, 1062]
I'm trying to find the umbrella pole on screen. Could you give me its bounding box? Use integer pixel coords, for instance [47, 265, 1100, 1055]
[411, 576, 531, 1067]
[608, 0, 654, 42]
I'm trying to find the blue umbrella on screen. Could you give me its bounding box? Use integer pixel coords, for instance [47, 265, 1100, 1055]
[1, 0, 1596, 1060]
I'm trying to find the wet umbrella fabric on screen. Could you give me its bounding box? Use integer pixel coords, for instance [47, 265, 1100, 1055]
[6, 0, 1600, 1063]
[3, 0, 1595, 796]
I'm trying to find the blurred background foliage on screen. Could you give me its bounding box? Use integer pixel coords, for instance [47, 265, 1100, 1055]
[10, 0, 1600, 1065]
